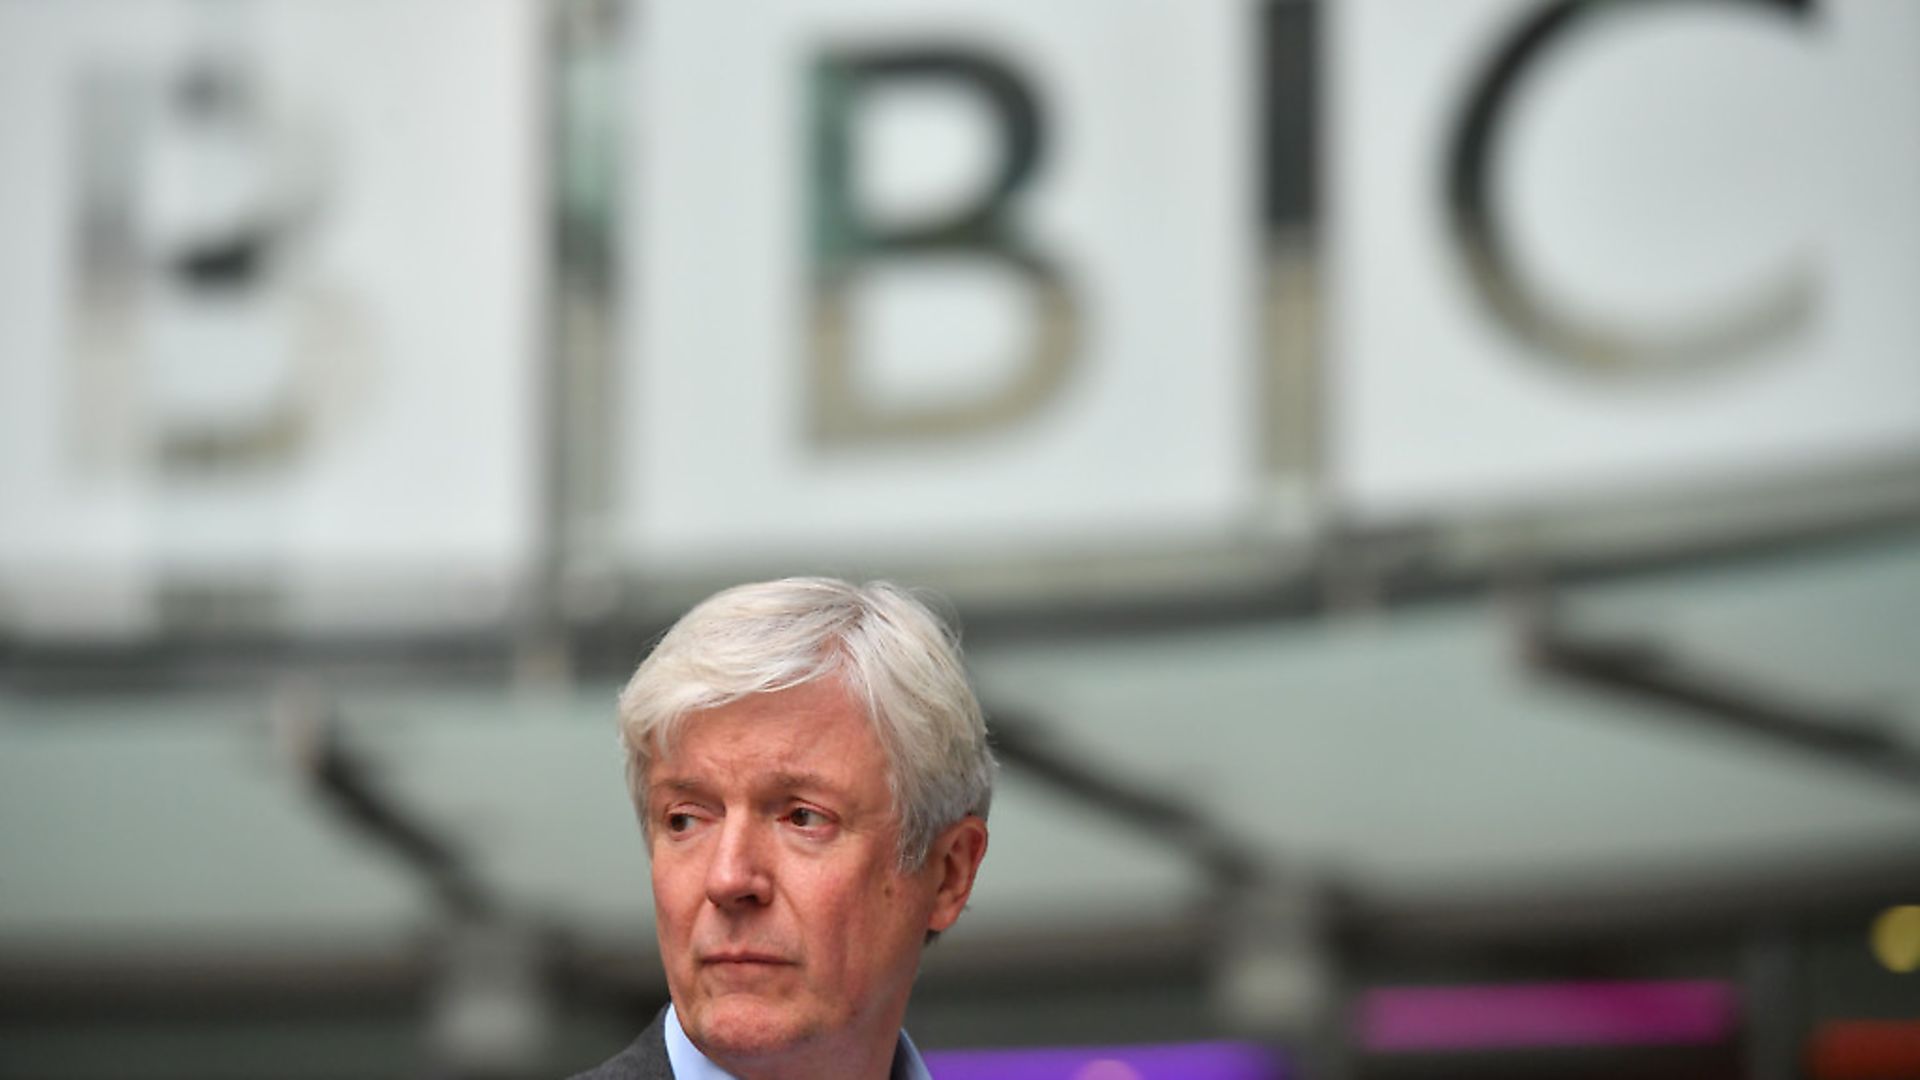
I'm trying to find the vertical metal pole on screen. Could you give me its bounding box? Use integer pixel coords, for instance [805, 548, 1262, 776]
[522, 0, 627, 690]
[1214, 879, 1347, 1080]
[1742, 924, 1804, 1080]
[517, 0, 571, 691]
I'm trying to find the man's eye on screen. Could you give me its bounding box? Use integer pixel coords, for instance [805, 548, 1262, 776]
[664, 812, 695, 833]
[787, 807, 826, 829]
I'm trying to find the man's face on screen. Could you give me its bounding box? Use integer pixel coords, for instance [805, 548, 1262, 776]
[643, 678, 985, 1072]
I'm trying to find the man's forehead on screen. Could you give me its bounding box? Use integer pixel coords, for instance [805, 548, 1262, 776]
[649, 693, 860, 759]
[642, 683, 888, 799]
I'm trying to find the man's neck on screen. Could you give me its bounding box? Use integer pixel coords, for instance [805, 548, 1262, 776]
[710, 1040, 897, 1080]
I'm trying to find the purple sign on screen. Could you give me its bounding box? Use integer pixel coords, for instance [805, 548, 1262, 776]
[1359, 979, 1738, 1052]
[922, 1041, 1285, 1080]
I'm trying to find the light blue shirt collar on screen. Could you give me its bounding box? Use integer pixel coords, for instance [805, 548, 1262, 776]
[664, 1002, 932, 1080]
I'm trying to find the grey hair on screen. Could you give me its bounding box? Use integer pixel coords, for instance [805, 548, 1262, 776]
[617, 577, 995, 869]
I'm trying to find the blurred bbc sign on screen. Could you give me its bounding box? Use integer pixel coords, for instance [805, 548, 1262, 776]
[0, 0, 540, 635]
[1330, 0, 1920, 522]
[3, 0, 1918, 637]
[618, 0, 1268, 584]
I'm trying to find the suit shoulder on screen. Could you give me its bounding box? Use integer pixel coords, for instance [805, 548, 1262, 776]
[566, 1010, 673, 1080]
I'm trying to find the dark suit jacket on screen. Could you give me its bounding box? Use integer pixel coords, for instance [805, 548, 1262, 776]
[569, 1007, 674, 1080]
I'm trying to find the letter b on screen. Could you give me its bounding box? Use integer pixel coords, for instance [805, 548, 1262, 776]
[808, 48, 1078, 444]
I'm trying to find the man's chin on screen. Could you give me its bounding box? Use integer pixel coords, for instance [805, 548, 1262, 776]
[684, 994, 824, 1062]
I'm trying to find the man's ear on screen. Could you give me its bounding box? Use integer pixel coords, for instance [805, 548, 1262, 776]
[924, 815, 989, 934]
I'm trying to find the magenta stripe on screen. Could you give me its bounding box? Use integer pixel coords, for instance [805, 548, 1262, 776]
[1360, 979, 1737, 1052]
[922, 1041, 1283, 1080]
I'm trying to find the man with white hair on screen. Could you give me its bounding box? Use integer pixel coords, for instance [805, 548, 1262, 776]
[572, 577, 994, 1080]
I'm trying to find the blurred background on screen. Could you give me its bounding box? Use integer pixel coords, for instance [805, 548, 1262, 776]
[3, 0, 1918, 1077]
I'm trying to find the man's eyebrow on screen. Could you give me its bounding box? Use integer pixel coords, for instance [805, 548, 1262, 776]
[764, 770, 853, 798]
[648, 777, 709, 798]
[650, 771, 855, 801]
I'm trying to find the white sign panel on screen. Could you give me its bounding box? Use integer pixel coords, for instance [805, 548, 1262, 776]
[620, 0, 1263, 575]
[0, 0, 540, 634]
[1330, 0, 1920, 522]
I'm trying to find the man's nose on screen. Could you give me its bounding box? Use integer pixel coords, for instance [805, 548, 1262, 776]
[704, 815, 772, 910]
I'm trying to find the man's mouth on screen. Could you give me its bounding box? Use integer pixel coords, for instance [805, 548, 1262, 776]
[701, 951, 791, 966]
